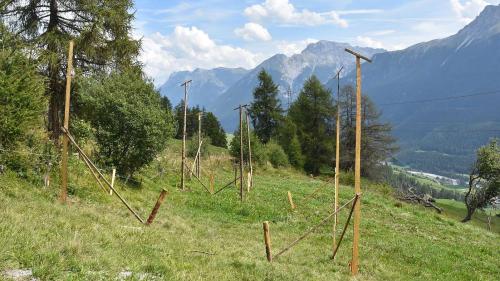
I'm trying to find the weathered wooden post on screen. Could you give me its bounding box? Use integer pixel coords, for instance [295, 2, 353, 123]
[234, 105, 245, 201]
[146, 189, 168, 225]
[333, 66, 343, 253]
[197, 112, 202, 178]
[263, 221, 272, 262]
[345, 48, 372, 275]
[60, 40, 74, 203]
[180, 80, 192, 190]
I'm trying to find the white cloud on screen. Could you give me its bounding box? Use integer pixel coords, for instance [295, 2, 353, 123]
[244, 0, 348, 27]
[275, 38, 318, 56]
[449, 0, 491, 23]
[139, 26, 263, 85]
[356, 36, 384, 49]
[235, 22, 272, 41]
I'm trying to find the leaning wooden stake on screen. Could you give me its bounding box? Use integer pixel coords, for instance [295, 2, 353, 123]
[263, 221, 272, 262]
[180, 80, 192, 190]
[63, 128, 145, 224]
[332, 194, 360, 260]
[146, 189, 168, 225]
[333, 66, 343, 253]
[287, 191, 296, 210]
[60, 40, 74, 203]
[345, 48, 372, 275]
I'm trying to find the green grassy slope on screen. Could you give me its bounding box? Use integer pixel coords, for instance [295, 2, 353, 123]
[0, 144, 499, 280]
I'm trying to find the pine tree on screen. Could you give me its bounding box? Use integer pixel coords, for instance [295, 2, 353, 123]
[339, 85, 398, 176]
[249, 69, 283, 143]
[289, 76, 335, 175]
[203, 112, 227, 148]
[277, 117, 304, 169]
[1, 0, 140, 140]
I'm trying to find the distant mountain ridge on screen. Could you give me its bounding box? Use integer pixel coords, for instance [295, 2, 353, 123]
[328, 4, 500, 174]
[159, 67, 249, 109]
[160, 41, 384, 131]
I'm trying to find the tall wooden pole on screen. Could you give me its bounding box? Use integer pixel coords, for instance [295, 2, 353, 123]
[333, 66, 343, 253]
[245, 109, 253, 190]
[239, 105, 244, 201]
[60, 40, 74, 203]
[344, 48, 371, 275]
[197, 112, 202, 178]
[180, 80, 192, 190]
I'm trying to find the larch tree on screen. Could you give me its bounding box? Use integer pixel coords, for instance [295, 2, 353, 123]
[249, 69, 283, 144]
[1, 0, 140, 141]
[339, 85, 398, 176]
[289, 75, 335, 175]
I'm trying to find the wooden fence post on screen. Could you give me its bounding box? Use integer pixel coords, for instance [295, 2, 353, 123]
[263, 221, 272, 262]
[146, 189, 168, 225]
[287, 191, 296, 210]
[110, 168, 116, 195]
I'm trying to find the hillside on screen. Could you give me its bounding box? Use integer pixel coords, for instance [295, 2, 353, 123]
[330, 4, 500, 176]
[1, 142, 498, 280]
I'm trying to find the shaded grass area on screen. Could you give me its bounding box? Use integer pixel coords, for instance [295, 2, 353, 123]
[0, 145, 499, 280]
[436, 199, 500, 233]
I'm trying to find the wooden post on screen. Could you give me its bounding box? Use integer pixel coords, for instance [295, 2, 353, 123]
[110, 168, 116, 195]
[333, 66, 343, 253]
[345, 48, 372, 275]
[234, 105, 245, 201]
[197, 112, 202, 178]
[245, 110, 253, 189]
[263, 221, 272, 262]
[287, 191, 296, 210]
[180, 80, 192, 190]
[146, 189, 168, 225]
[60, 40, 74, 203]
[209, 174, 215, 194]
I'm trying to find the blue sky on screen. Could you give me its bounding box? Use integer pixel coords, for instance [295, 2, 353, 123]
[133, 0, 500, 85]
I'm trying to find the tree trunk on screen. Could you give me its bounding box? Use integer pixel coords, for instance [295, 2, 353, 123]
[462, 206, 475, 222]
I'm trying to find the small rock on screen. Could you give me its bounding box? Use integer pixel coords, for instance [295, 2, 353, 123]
[3, 269, 39, 281]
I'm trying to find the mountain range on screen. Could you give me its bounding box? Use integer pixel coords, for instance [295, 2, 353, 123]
[160, 4, 500, 176]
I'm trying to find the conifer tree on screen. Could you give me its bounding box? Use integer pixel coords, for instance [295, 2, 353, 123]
[249, 69, 283, 143]
[1, 0, 140, 140]
[289, 76, 335, 175]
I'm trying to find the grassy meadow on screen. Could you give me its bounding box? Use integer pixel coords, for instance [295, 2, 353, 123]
[0, 141, 499, 280]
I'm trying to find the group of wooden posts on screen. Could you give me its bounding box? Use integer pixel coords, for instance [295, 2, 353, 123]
[262, 48, 371, 276]
[179, 80, 254, 200]
[57, 40, 371, 275]
[58, 41, 168, 226]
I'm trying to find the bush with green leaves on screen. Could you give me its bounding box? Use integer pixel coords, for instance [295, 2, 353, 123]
[265, 140, 289, 168]
[77, 70, 175, 176]
[187, 133, 212, 158]
[230, 125, 267, 166]
[0, 49, 46, 149]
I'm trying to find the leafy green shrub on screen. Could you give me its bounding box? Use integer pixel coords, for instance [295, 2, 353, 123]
[187, 133, 211, 157]
[77, 70, 175, 176]
[266, 141, 289, 168]
[230, 128, 267, 165]
[0, 49, 45, 149]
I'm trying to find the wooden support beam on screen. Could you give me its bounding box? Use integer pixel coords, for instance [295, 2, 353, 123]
[332, 194, 360, 260]
[263, 221, 272, 262]
[345, 48, 372, 275]
[146, 189, 168, 225]
[197, 112, 202, 178]
[60, 40, 74, 203]
[62, 128, 145, 224]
